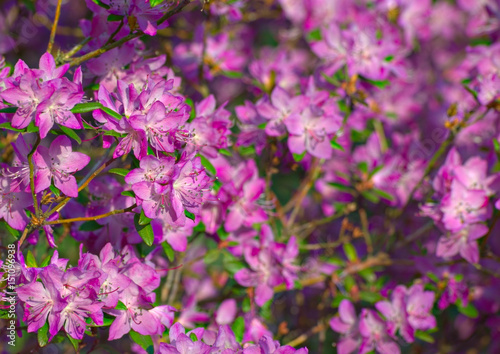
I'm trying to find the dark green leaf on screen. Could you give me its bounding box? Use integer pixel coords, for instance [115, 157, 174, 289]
[415, 330, 435, 343]
[199, 155, 216, 175]
[101, 106, 123, 120]
[0, 107, 17, 113]
[328, 182, 352, 193]
[67, 334, 80, 351]
[130, 330, 153, 350]
[109, 168, 130, 177]
[79, 220, 104, 232]
[219, 148, 232, 156]
[458, 302, 478, 318]
[204, 249, 220, 264]
[134, 213, 154, 246]
[115, 301, 127, 310]
[161, 241, 175, 262]
[330, 139, 345, 151]
[107, 14, 123, 21]
[184, 210, 195, 221]
[26, 121, 39, 133]
[371, 188, 394, 201]
[359, 291, 382, 304]
[59, 125, 82, 144]
[139, 209, 152, 226]
[121, 190, 135, 198]
[0, 122, 23, 132]
[361, 190, 380, 204]
[71, 102, 103, 114]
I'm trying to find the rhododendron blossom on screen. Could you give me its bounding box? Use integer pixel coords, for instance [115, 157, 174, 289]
[1, 0, 500, 353]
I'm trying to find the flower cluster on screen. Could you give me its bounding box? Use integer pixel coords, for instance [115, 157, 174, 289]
[16, 243, 175, 341]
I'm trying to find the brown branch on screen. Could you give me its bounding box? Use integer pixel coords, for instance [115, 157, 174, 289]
[47, 0, 63, 53]
[44, 204, 137, 225]
[67, 0, 192, 67]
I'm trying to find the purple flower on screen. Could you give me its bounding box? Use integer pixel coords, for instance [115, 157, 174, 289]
[359, 309, 400, 354]
[33, 135, 90, 197]
[0, 53, 83, 138]
[330, 300, 361, 354]
[376, 284, 435, 343]
[0, 176, 32, 230]
[285, 105, 340, 159]
[437, 223, 489, 264]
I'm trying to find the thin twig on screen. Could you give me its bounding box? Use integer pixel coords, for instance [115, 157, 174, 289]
[44, 204, 137, 225]
[47, 0, 63, 53]
[44, 157, 117, 218]
[67, 0, 192, 67]
[28, 136, 41, 217]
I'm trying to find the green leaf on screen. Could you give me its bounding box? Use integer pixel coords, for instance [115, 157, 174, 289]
[67, 334, 80, 352]
[199, 155, 216, 175]
[115, 301, 127, 310]
[130, 330, 153, 350]
[91, 0, 110, 9]
[59, 125, 82, 144]
[322, 72, 340, 86]
[102, 130, 123, 137]
[190, 333, 198, 342]
[343, 243, 358, 262]
[0, 122, 23, 132]
[107, 14, 124, 21]
[415, 330, 435, 343]
[371, 188, 394, 201]
[359, 291, 382, 304]
[221, 70, 243, 79]
[79, 220, 104, 232]
[151, 0, 164, 6]
[204, 249, 220, 264]
[330, 139, 345, 151]
[109, 168, 130, 177]
[26, 250, 38, 268]
[134, 214, 154, 246]
[357, 162, 369, 174]
[239, 145, 256, 156]
[49, 184, 60, 197]
[231, 316, 245, 343]
[1, 221, 20, 238]
[38, 322, 49, 347]
[293, 151, 307, 162]
[219, 148, 232, 156]
[162, 241, 175, 262]
[40, 252, 53, 267]
[328, 182, 352, 193]
[359, 75, 390, 89]
[458, 302, 479, 318]
[26, 121, 39, 133]
[71, 102, 103, 114]
[86, 314, 115, 327]
[223, 251, 245, 275]
[361, 190, 380, 204]
[121, 190, 135, 198]
[101, 106, 123, 120]
[307, 28, 322, 41]
[426, 272, 440, 283]
[138, 209, 152, 225]
[0, 107, 17, 113]
[257, 122, 267, 129]
[184, 210, 195, 221]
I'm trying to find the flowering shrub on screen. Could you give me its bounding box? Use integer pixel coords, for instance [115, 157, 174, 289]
[1, 0, 500, 353]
